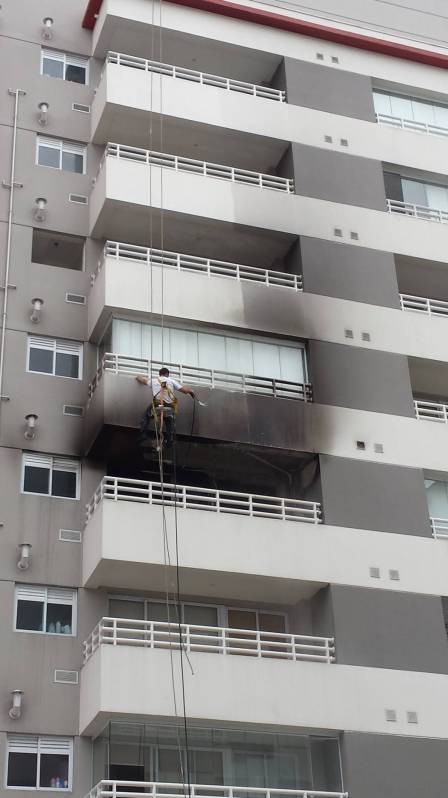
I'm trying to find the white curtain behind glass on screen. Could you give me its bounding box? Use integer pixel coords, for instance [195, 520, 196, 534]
[401, 179, 448, 210]
[373, 91, 448, 129]
[112, 320, 305, 383]
[425, 480, 448, 519]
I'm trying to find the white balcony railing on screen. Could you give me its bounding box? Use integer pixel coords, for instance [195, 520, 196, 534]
[92, 241, 303, 290]
[101, 143, 294, 193]
[431, 517, 448, 539]
[85, 476, 322, 525]
[86, 782, 348, 798]
[400, 293, 448, 317]
[88, 354, 313, 403]
[387, 198, 448, 223]
[83, 617, 335, 665]
[107, 51, 286, 102]
[414, 400, 448, 422]
[376, 112, 448, 138]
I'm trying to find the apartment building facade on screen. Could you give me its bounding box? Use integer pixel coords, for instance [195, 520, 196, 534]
[2, 0, 448, 796]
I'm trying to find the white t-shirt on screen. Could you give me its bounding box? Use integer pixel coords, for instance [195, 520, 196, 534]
[151, 377, 182, 405]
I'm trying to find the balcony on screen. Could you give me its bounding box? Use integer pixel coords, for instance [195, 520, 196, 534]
[376, 112, 448, 139]
[387, 198, 448, 224]
[88, 241, 303, 341]
[87, 783, 347, 798]
[82, 475, 324, 598]
[83, 617, 335, 664]
[400, 293, 448, 317]
[84, 354, 313, 457]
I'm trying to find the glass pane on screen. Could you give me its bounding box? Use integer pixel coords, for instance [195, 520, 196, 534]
[227, 609, 257, 630]
[16, 599, 45, 631]
[310, 738, 342, 792]
[55, 352, 80, 378]
[411, 99, 435, 125]
[233, 752, 266, 787]
[279, 347, 303, 383]
[266, 753, 297, 788]
[23, 465, 50, 495]
[46, 602, 73, 634]
[114, 320, 142, 357]
[372, 92, 392, 116]
[390, 95, 413, 120]
[38, 144, 61, 169]
[42, 57, 64, 79]
[142, 324, 171, 363]
[61, 150, 84, 174]
[157, 748, 183, 782]
[401, 179, 427, 207]
[225, 337, 253, 375]
[110, 599, 145, 620]
[65, 64, 87, 84]
[183, 605, 218, 627]
[193, 750, 223, 784]
[253, 342, 281, 379]
[198, 333, 226, 370]
[170, 328, 198, 367]
[146, 601, 175, 623]
[51, 469, 77, 498]
[433, 104, 448, 129]
[258, 613, 286, 633]
[7, 752, 37, 787]
[426, 184, 448, 212]
[425, 479, 448, 517]
[39, 753, 69, 789]
[29, 346, 54, 374]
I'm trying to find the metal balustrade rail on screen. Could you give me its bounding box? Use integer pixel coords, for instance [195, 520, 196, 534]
[387, 198, 448, 223]
[431, 517, 448, 539]
[103, 143, 294, 193]
[376, 112, 448, 138]
[414, 400, 448, 422]
[88, 354, 313, 403]
[87, 782, 348, 798]
[107, 51, 286, 102]
[92, 241, 303, 290]
[85, 476, 322, 525]
[83, 617, 335, 665]
[400, 293, 448, 317]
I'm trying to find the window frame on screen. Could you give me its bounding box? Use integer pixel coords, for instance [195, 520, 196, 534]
[5, 735, 73, 791]
[36, 137, 86, 175]
[40, 48, 89, 85]
[21, 453, 81, 501]
[225, 606, 288, 633]
[27, 336, 83, 380]
[14, 585, 77, 637]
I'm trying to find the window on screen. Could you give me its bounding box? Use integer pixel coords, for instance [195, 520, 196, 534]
[373, 89, 448, 129]
[15, 585, 76, 636]
[32, 229, 85, 271]
[27, 336, 83, 379]
[36, 136, 86, 174]
[22, 453, 80, 500]
[41, 48, 88, 84]
[402, 178, 448, 212]
[6, 736, 73, 789]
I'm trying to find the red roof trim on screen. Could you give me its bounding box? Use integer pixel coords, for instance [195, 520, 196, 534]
[82, 0, 448, 70]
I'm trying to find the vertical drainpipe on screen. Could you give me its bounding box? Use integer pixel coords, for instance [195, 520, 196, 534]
[0, 88, 26, 416]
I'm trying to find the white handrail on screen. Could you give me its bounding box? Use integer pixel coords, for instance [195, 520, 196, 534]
[107, 51, 286, 103]
[431, 517, 448, 539]
[87, 354, 313, 403]
[102, 142, 294, 193]
[400, 293, 448, 317]
[85, 476, 322, 526]
[376, 112, 448, 138]
[387, 198, 448, 224]
[414, 400, 448, 422]
[92, 241, 302, 290]
[83, 617, 335, 665]
[86, 782, 348, 798]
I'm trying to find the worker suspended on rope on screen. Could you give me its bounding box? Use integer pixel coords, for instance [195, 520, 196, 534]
[136, 367, 195, 449]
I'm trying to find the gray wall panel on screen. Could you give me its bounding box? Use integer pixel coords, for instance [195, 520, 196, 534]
[331, 585, 448, 672]
[310, 341, 414, 416]
[342, 732, 448, 798]
[320, 455, 432, 536]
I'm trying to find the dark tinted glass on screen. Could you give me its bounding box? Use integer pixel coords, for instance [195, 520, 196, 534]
[23, 465, 50, 495]
[40, 753, 69, 788]
[51, 469, 77, 498]
[65, 64, 86, 84]
[55, 352, 79, 378]
[7, 752, 37, 787]
[16, 599, 44, 631]
[38, 144, 60, 169]
[42, 57, 64, 79]
[29, 346, 54, 374]
[61, 150, 84, 173]
[46, 602, 73, 634]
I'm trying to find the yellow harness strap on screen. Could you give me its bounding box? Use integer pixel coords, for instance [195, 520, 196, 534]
[154, 377, 178, 413]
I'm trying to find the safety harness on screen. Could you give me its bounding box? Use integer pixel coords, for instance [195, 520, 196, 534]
[152, 377, 178, 416]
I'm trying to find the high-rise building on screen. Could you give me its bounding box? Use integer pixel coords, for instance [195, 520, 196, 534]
[2, 0, 448, 796]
